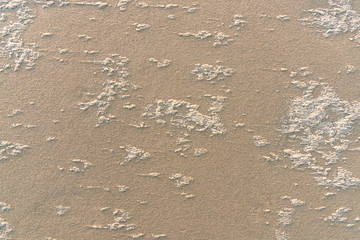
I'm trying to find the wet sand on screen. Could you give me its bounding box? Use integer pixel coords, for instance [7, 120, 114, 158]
[1, 0, 360, 239]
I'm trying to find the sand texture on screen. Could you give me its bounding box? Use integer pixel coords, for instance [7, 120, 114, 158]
[1, 0, 360, 239]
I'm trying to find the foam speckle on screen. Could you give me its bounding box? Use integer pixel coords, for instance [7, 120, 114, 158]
[119, 145, 151, 165]
[324, 207, 351, 223]
[0, 0, 39, 71]
[191, 64, 235, 82]
[300, 0, 360, 44]
[78, 56, 131, 126]
[143, 99, 227, 135]
[149, 58, 171, 68]
[277, 208, 294, 226]
[315, 167, 360, 189]
[0, 141, 29, 161]
[132, 23, 150, 32]
[56, 205, 70, 216]
[252, 135, 269, 147]
[169, 173, 193, 188]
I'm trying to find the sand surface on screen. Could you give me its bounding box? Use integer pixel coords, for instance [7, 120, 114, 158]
[1, 0, 360, 239]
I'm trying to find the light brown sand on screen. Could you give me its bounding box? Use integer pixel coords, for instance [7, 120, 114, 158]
[1, 0, 360, 239]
